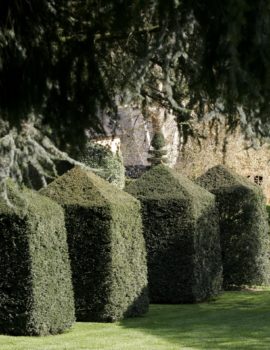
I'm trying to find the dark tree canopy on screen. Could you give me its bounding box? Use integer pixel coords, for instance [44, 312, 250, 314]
[1, 0, 270, 198]
[1, 0, 270, 147]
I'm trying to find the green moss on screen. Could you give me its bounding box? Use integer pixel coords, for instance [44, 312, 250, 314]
[78, 142, 125, 189]
[0, 182, 75, 336]
[126, 164, 223, 303]
[196, 165, 270, 289]
[41, 166, 149, 322]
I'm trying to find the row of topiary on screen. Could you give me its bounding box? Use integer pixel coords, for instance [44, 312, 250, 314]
[0, 161, 269, 336]
[0, 167, 148, 336]
[126, 164, 223, 303]
[126, 163, 270, 303]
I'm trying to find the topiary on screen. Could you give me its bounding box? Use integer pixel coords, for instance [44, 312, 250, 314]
[196, 165, 270, 289]
[266, 205, 270, 224]
[41, 166, 148, 322]
[0, 182, 75, 336]
[126, 164, 223, 303]
[147, 131, 168, 166]
[151, 132, 166, 150]
[78, 141, 125, 189]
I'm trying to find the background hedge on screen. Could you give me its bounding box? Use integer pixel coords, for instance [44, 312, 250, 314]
[0, 182, 75, 336]
[78, 141, 125, 189]
[126, 164, 223, 303]
[196, 165, 270, 289]
[266, 206, 270, 225]
[41, 166, 148, 322]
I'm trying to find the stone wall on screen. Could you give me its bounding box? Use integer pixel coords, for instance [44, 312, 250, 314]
[118, 107, 180, 167]
[176, 120, 270, 203]
[93, 136, 121, 155]
[95, 108, 270, 203]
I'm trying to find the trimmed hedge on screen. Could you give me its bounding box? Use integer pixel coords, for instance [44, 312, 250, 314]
[148, 131, 168, 165]
[78, 142, 125, 189]
[267, 206, 270, 225]
[41, 166, 148, 322]
[196, 165, 270, 289]
[0, 182, 75, 336]
[126, 164, 223, 303]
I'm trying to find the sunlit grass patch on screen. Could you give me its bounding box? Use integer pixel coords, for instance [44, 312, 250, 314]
[1, 289, 270, 350]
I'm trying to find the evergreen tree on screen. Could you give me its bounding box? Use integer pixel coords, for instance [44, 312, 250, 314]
[1, 1, 270, 194]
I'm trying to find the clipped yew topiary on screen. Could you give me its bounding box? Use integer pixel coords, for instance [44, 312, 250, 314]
[41, 166, 148, 322]
[0, 182, 75, 336]
[126, 164, 223, 303]
[266, 205, 270, 225]
[147, 131, 168, 166]
[196, 165, 270, 289]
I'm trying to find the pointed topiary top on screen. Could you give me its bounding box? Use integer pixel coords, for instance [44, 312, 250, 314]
[151, 132, 166, 150]
[196, 165, 260, 193]
[0, 180, 61, 218]
[41, 166, 137, 207]
[126, 164, 214, 203]
[147, 131, 168, 166]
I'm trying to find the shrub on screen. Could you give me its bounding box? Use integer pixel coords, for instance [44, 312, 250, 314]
[41, 166, 148, 322]
[0, 182, 75, 336]
[125, 165, 150, 179]
[148, 131, 168, 166]
[78, 141, 125, 189]
[196, 165, 270, 289]
[126, 164, 223, 303]
[151, 132, 166, 150]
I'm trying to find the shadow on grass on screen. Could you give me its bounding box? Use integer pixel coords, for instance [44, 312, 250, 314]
[120, 290, 270, 349]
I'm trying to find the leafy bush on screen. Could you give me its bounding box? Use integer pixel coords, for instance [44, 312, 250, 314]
[78, 142, 125, 189]
[41, 166, 148, 322]
[151, 132, 166, 150]
[148, 131, 168, 166]
[126, 164, 223, 303]
[0, 182, 75, 336]
[125, 165, 150, 179]
[196, 165, 270, 289]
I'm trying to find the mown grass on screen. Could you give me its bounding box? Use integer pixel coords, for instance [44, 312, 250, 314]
[1, 289, 270, 350]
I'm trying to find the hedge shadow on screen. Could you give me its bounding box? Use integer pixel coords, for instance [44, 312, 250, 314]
[196, 165, 270, 289]
[0, 183, 75, 335]
[41, 166, 149, 322]
[126, 164, 223, 303]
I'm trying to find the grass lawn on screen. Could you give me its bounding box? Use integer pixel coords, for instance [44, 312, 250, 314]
[1, 289, 270, 350]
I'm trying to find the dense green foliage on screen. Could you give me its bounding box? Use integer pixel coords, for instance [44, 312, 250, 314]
[78, 142, 125, 189]
[41, 166, 148, 322]
[148, 132, 168, 166]
[2, 1, 270, 194]
[0, 1, 113, 147]
[126, 164, 223, 303]
[266, 205, 270, 225]
[0, 182, 75, 336]
[197, 165, 270, 289]
[151, 132, 166, 150]
[2, 1, 270, 145]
